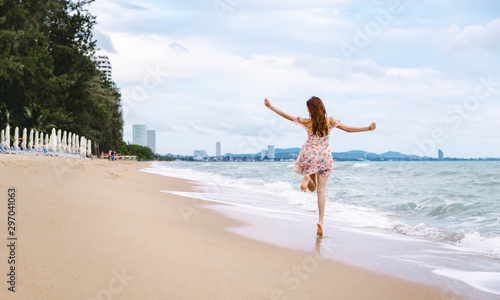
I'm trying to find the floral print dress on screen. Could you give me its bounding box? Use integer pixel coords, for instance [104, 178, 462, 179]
[293, 116, 340, 177]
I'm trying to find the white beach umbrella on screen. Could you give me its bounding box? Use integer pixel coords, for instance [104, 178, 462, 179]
[73, 133, 77, 154]
[66, 132, 71, 153]
[80, 136, 85, 156]
[73, 134, 77, 154]
[51, 128, 57, 151]
[21, 128, 27, 151]
[29, 129, 33, 151]
[35, 131, 39, 151]
[39, 133, 43, 149]
[87, 139, 92, 157]
[67, 132, 72, 153]
[81, 137, 85, 156]
[13, 127, 19, 151]
[49, 128, 56, 152]
[76, 135, 80, 154]
[77, 136, 81, 156]
[0, 129, 4, 148]
[5, 124, 10, 149]
[39, 131, 43, 151]
[69, 132, 73, 153]
[13, 127, 18, 150]
[44, 133, 49, 151]
[78, 136, 82, 156]
[57, 129, 62, 152]
[62, 131, 67, 152]
[84, 137, 88, 156]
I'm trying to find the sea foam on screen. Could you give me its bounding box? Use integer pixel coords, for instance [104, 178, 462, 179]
[143, 161, 500, 260]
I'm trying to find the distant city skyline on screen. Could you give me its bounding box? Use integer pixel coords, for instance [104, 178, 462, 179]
[184, 143, 497, 160]
[182, 147, 499, 161]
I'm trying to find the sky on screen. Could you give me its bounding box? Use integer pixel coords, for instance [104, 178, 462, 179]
[88, 0, 500, 158]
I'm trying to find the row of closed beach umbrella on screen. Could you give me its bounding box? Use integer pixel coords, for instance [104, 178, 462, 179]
[0, 124, 92, 157]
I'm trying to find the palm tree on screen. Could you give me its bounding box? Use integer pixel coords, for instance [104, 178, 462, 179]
[24, 104, 54, 132]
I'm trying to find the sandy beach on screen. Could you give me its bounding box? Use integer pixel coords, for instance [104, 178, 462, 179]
[0, 155, 461, 299]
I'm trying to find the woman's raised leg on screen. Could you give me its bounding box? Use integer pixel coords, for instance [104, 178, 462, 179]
[300, 174, 310, 192]
[308, 173, 317, 192]
[316, 174, 328, 236]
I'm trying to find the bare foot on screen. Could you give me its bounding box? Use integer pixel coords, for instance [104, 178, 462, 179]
[317, 222, 323, 237]
[300, 175, 310, 192]
[308, 173, 317, 192]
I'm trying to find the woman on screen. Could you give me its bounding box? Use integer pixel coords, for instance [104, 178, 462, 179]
[264, 97, 376, 236]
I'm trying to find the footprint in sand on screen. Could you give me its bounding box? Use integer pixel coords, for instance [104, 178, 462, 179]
[73, 163, 86, 170]
[106, 172, 120, 180]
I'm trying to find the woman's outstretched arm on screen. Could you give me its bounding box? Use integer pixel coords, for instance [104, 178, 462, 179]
[264, 98, 295, 121]
[330, 117, 376, 132]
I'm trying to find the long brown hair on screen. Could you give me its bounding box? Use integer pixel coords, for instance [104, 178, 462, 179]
[307, 96, 328, 137]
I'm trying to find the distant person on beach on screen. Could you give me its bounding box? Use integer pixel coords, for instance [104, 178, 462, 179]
[264, 97, 376, 237]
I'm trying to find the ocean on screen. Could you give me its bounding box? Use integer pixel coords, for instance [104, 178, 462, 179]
[143, 160, 500, 298]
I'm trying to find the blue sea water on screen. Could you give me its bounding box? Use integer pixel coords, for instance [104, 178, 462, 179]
[144, 160, 500, 297]
[148, 161, 500, 257]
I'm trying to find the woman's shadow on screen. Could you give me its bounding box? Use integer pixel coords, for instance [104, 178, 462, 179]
[315, 236, 323, 253]
[315, 234, 335, 254]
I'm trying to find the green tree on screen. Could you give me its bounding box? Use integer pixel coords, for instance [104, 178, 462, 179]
[0, 0, 54, 126]
[0, 0, 123, 152]
[118, 143, 156, 161]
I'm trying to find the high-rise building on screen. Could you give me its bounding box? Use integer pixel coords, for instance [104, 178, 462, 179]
[438, 149, 444, 160]
[147, 130, 156, 153]
[193, 150, 208, 160]
[261, 149, 266, 159]
[132, 124, 147, 147]
[216, 141, 221, 157]
[94, 56, 112, 81]
[268, 145, 275, 160]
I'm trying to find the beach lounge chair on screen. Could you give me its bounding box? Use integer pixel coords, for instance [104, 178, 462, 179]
[43, 148, 55, 157]
[1, 146, 12, 154]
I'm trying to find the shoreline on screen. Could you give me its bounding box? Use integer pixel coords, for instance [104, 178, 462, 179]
[145, 161, 500, 299]
[0, 155, 464, 299]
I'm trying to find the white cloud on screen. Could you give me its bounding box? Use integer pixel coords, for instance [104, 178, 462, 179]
[93, 30, 117, 54]
[293, 56, 385, 79]
[291, 56, 443, 80]
[432, 18, 500, 54]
